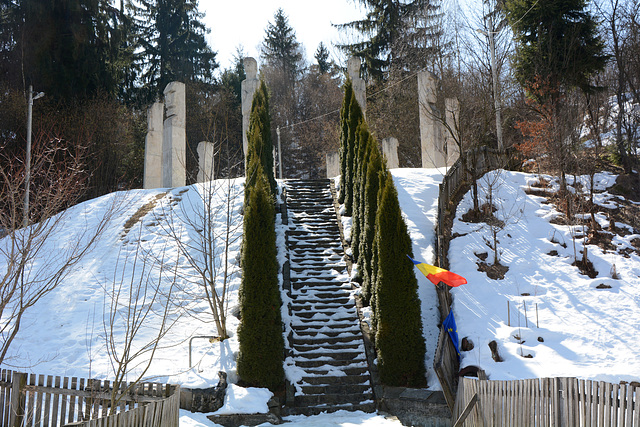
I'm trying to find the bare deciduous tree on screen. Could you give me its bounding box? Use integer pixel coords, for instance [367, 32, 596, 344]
[0, 131, 115, 365]
[157, 178, 243, 342]
[102, 240, 181, 411]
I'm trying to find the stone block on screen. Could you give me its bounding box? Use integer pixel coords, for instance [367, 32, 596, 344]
[382, 137, 399, 169]
[163, 117, 186, 187]
[325, 152, 340, 178]
[241, 57, 259, 159]
[418, 71, 446, 169]
[197, 141, 215, 182]
[348, 56, 366, 114]
[144, 102, 164, 189]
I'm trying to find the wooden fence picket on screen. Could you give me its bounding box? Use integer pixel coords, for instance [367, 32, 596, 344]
[455, 377, 640, 427]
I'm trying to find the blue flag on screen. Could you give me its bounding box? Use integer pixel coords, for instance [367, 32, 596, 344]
[443, 310, 460, 361]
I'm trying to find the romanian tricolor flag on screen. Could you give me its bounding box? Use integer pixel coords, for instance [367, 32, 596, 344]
[407, 255, 467, 287]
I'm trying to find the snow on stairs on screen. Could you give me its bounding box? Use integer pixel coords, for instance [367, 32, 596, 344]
[282, 179, 375, 416]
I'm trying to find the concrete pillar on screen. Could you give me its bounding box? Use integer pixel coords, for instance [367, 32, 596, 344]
[326, 152, 340, 178]
[163, 81, 186, 188]
[144, 101, 164, 189]
[418, 71, 446, 169]
[382, 137, 399, 169]
[347, 57, 366, 115]
[197, 141, 215, 182]
[241, 57, 259, 163]
[445, 98, 460, 166]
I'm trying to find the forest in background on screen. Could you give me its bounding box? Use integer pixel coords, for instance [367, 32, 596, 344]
[1, 0, 639, 212]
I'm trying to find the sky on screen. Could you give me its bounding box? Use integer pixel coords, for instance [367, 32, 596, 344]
[200, 0, 366, 70]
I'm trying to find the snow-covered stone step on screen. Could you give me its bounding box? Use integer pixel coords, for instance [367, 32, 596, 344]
[282, 179, 373, 415]
[300, 383, 372, 396]
[294, 392, 373, 408]
[292, 343, 364, 354]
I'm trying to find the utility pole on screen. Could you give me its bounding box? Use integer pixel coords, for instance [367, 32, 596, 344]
[276, 126, 283, 179]
[478, 14, 505, 152]
[24, 86, 45, 227]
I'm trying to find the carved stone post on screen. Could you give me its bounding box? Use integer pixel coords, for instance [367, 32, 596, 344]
[162, 81, 186, 187]
[347, 57, 366, 115]
[418, 71, 445, 169]
[197, 141, 215, 182]
[382, 137, 399, 169]
[326, 152, 340, 178]
[144, 101, 164, 189]
[444, 98, 460, 166]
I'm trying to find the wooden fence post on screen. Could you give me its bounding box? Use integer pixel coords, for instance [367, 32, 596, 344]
[10, 372, 27, 427]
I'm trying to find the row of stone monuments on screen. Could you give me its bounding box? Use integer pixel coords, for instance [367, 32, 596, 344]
[142, 57, 459, 189]
[143, 81, 216, 189]
[325, 60, 460, 177]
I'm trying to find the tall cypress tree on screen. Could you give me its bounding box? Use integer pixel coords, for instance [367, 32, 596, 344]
[344, 90, 364, 216]
[373, 172, 426, 387]
[237, 159, 283, 390]
[359, 135, 384, 304]
[338, 80, 353, 204]
[246, 80, 276, 195]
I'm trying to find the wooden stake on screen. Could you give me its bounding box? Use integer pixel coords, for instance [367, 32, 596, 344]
[507, 300, 510, 327]
[536, 303, 539, 329]
[524, 300, 529, 328]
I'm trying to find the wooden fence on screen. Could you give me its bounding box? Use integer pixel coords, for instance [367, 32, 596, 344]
[453, 376, 640, 427]
[0, 369, 179, 427]
[433, 325, 460, 412]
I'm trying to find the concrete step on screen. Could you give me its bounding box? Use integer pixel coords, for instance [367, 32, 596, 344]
[301, 375, 369, 386]
[300, 383, 372, 396]
[283, 401, 376, 417]
[294, 392, 373, 408]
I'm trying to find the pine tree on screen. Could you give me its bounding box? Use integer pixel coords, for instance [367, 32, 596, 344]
[132, 0, 217, 102]
[314, 42, 331, 74]
[335, 0, 442, 80]
[237, 159, 283, 390]
[505, 0, 606, 95]
[0, 0, 125, 101]
[261, 8, 303, 84]
[373, 172, 426, 387]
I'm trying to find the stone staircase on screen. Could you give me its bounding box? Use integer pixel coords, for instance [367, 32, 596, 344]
[282, 179, 375, 416]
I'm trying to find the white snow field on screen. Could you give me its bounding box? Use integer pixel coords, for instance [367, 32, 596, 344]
[2, 167, 639, 426]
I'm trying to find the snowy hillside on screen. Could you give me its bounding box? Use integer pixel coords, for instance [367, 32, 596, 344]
[2, 167, 639, 426]
[449, 170, 640, 383]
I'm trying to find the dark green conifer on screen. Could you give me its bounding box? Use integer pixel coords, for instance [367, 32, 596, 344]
[237, 159, 283, 390]
[344, 91, 364, 216]
[246, 80, 276, 195]
[360, 141, 384, 304]
[338, 80, 353, 204]
[373, 172, 426, 387]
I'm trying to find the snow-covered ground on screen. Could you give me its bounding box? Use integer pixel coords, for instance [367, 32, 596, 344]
[3, 167, 639, 426]
[449, 170, 640, 383]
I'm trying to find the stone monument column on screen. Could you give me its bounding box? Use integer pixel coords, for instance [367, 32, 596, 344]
[326, 152, 340, 178]
[144, 101, 164, 189]
[382, 137, 399, 169]
[418, 71, 445, 169]
[444, 98, 461, 166]
[197, 141, 215, 183]
[347, 57, 366, 114]
[162, 81, 186, 188]
[241, 57, 259, 162]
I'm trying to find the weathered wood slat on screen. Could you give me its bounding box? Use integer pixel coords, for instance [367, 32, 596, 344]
[626, 384, 634, 427]
[617, 383, 623, 427]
